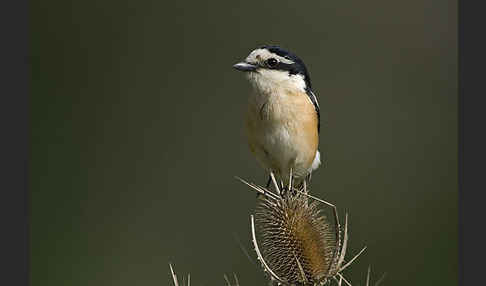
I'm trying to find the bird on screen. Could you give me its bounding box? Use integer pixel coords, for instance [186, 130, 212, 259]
[233, 45, 321, 190]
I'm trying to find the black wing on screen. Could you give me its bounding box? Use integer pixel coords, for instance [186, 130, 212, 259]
[306, 89, 320, 133]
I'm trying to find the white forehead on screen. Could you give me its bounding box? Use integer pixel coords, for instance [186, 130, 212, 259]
[245, 48, 295, 65]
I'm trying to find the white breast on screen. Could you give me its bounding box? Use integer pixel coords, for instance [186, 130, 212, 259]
[245, 85, 319, 181]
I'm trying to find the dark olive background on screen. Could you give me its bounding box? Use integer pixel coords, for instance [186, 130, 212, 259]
[31, 0, 457, 285]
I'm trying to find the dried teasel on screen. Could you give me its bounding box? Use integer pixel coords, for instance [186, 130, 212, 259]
[255, 194, 335, 284]
[237, 172, 366, 286]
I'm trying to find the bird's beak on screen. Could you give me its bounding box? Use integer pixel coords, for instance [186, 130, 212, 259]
[233, 62, 257, 72]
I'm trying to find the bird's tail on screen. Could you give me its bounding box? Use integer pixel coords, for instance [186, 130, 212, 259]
[310, 150, 321, 172]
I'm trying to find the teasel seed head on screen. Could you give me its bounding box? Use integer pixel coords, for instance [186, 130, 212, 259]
[255, 194, 336, 285]
[237, 172, 367, 285]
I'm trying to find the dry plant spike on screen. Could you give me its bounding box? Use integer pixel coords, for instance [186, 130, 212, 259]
[187, 274, 190, 286]
[289, 168, 293, 190]
[235, 176, 280, 200]
[169, 263, 179, 286]
[363, 266, 387, 286]
[250, 215, 286, 284]
[223, 274, 231, 286]
[233, 273, 240, 286]
[234, 176, 265, 194]
[340, 246, 367, 272]
[269, 172, 280, 195]
[366, 266, 371, 286]
[337, 273, 352, 286]
[223, 273, 242, 286]
[337, 213, 349, 269]
[292, 251, 309, 284]
[333, 276, 342, 286]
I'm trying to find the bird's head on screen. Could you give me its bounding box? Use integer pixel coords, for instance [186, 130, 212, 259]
[233, 45, 312, 94]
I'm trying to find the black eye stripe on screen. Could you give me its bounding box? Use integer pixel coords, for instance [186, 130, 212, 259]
[274, 62, 299, 74]
[257, 45, 313, 90]
[265, 58, 279, 68]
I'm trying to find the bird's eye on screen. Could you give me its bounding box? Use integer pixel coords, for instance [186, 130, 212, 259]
[266, 58, 279, 68]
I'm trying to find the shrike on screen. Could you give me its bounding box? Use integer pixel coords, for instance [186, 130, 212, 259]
[233, 45, 321, 189]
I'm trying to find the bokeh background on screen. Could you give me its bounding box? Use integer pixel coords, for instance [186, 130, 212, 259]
[31, 0, 457, 285]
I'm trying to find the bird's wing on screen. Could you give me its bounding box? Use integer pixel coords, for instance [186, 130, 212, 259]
[306, 90, 320, 133]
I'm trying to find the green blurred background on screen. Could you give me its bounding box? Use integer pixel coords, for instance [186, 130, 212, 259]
[31, 0, 457, 285]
